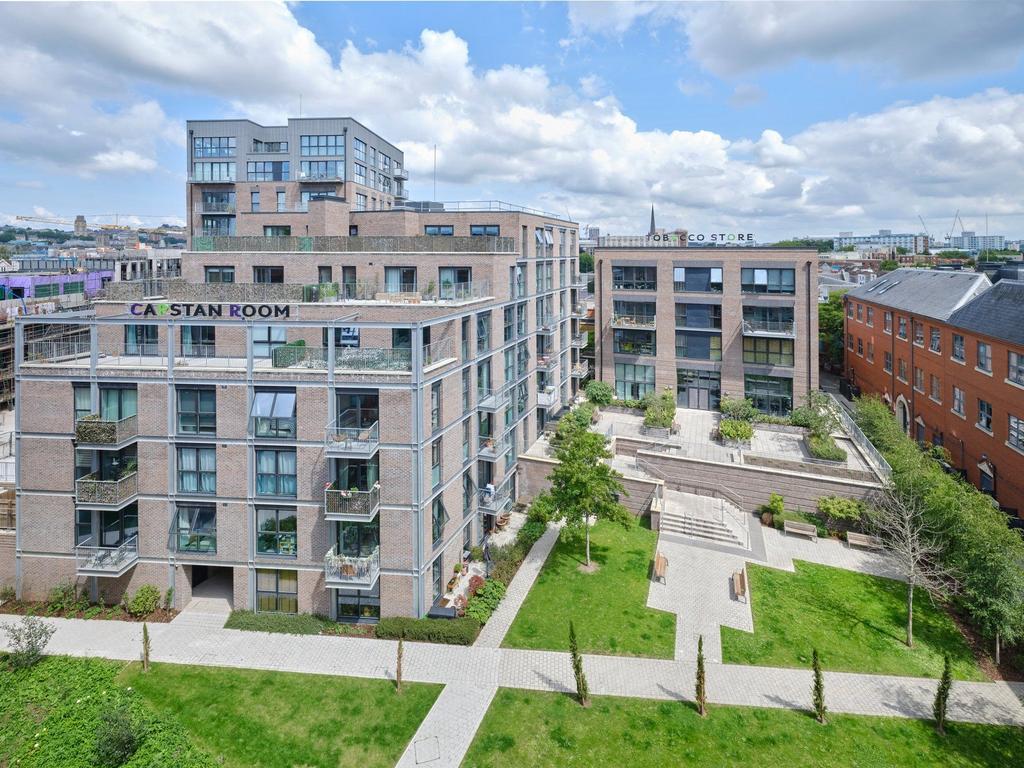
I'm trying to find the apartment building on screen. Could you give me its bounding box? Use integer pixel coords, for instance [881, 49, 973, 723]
[593, 238, 818, 414]
[834, 230, 930, 255]
[13, 204, 584, 622]
[844, 269, 1024, 516]
[187, 118, 406, 244]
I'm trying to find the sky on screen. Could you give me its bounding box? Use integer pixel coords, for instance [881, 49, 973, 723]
[1, 0, 1024, 241]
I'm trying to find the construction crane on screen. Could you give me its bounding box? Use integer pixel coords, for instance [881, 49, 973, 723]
[946, 209, 966, 242]
[15, 214, 75, 227]
[16, 213, 181, 236]
[917, 215, 931, 239]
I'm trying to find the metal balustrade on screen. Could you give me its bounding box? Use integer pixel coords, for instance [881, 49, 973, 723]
[324, 545, 380, 587]
[75, 534, 139, 576]
[325, 411, 380, 456]
[324, 482, 381, 522]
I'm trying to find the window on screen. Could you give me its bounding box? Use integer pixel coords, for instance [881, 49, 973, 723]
[276, 191, 286, 212]
[252, 139, 288, 153]
[952, 334, 965, 362]
[431, 439, 442, 488]
[883, 311, 892, 333]
[856, 303, 863, 321]
[252, 390, 296, 438]
[74, 384, 91, 421]
[246, 161, 289, 181]
[252, 326, 286, 358]
[424, 225, 454, 236]
[432, 497, 449, 547]
[176, 504, 216, 553]
[847, 333, 853, 351]
[929, 327, 941, 353]
[677, 331, 723, 361]
[867, 340, 874, 362]
[677, 303, 722, 329]
[470, 224, 499, 236]
[431, 382, 442, 432]
[176, 387, 216, 435]
[76, 508, 91, 546]
[742, 305, 793, 333]
[883, 351, 893, 373]
[503, 307, 514, 342]
[300, 135, 343, 156]
[177, 446, 216, 494]
[256, 569, 298, 613]
[476, 312, 491, 353]
[432, 557, 443, 604]
[353, 138, 366, 161]
[977, 342, 992, 372]
[847, 302, 854, 319]
[614, 363, 655, 400]
[63, 281, 84, 295]
[1009, 414, 1024, 450]
[191, 162, 236, 181]
[614, 328, 656, 356]
[193, 136, 236, 157]
[743, 337, 794, 366]
[913, 321, 924, 346]
[355, 193, 367, 211]
[740, 268, 795, 294]
[898, 317, 907, 339]
[256, 508, 297, 556]
[930, 374, 941, 401]
[952, 385, 965, 416]
[204, 266, 234, 283]
[124, 325, 157, 355]
[744, 375, 793, 416]
[462, 419, 471, 461]
[977, 399, 993, 431]
[354, 164, 367, 185]
[180, 326, 215, 358]
[1010, 351, 1024, 386]
[253, 266, 284, 284]
[611, 266, 657, 290]
[866, 307, 874, 327]
[672, 266, 724, 293]
[99, 386, 137, 421]
[263, 226, 290, 237]
[898, 358, 907, 382]
[857, 338, 864, 357]
[300, 160, 343, 180]
[255, 449, 297, 497]
[914, 367, 924, 392]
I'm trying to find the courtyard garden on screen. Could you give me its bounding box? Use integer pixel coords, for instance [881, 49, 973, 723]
[502, 518, 676, 658]
[721, 561, 985, 680]
[461, 688, 1024, 768]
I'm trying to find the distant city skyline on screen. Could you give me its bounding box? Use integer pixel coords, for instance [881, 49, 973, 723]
[1, 1, 1024, 240]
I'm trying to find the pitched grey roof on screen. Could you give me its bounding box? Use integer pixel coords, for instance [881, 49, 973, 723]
[948, 280, 1024, 347]
[845, 268, 991, 321]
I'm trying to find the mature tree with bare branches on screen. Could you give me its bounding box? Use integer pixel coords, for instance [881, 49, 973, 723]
[867, 486, 954, 647]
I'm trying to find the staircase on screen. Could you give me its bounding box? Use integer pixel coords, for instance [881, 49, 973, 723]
[659, 490, 748, 549]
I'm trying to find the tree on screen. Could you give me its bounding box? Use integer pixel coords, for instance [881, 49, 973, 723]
[141, 623, 150, 673]
[933, 654, 952, 735]
[867, 486, 954, 647]
[2, 615, 55, 670]
[584, 379, 613, 406]
[817, 292, 846, 368]
[812, 649, 827, 724]
[695, 634, 707, 717]
[578, 251, 594, 273]
[895, 246, 909, 255]
[879, 259, 899, 272]
[395, 638, 404, 693]
[548, 426, 631, 567]
[569, 620, 590, 707]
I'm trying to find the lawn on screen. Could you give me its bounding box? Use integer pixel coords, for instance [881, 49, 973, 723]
[0, 655, 440, 768]
[502, 518, 676, 658]
[461, 688, 1024, 768]
[120, 662, 441, 768]
[721, 560, 985, 680]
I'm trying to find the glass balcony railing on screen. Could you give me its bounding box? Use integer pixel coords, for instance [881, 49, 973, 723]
[478, 480, 512, 513]
[536, 353, 559, 373]
[75, 414, 138, 446]
[478, 434, 511, 460]
[325, 411, 379, 455]
[477, 387, 510, 411]
[324, 482, 380, 522]
[537, 386, 559, 409]
[571, 332, 588, 348]
[324, 545, 380, 588]
[611, 313, 656, 330]
[75, 534, 138, 577]
[742, 319, 796, 336]
[571, 362, 591, 378]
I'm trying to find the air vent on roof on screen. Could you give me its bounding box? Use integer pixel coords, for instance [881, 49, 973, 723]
[865, 280, 888, 293]
[876, 280, 900, 294]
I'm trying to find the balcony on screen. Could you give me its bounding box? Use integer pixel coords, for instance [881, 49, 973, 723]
[423, 339, 456, 368]
[478, 482, 512, 514]
[611, 313, 656, 330]
[479, 434, 511, 460]
[298, 172, 343, 182]
[76, 472, 138, 508]
[536, 315, 557, 334]
[742, 319, 796, 337]
[75, 534, 138, 577]
[537, 353, 559, 373]
[571, 302, 587, 318]
[571, 332, 588, 348]
[478, 387, 510, 412]
[571, 273, 587, 288]
[324, 545, 380, 589]
[75, 415, 138, 448]
[537, 386, 559, 409]
[194, 202, 237, 214]
[393, 167, 409, 181]
[325, 412, 379, 457]
[571, 362, 591, 379]
[324, 482, 380, 522]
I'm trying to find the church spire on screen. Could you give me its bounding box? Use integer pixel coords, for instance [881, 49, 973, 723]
[649, 205, 656, 236]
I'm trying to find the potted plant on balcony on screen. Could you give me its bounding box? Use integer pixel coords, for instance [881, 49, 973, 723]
[119, 459, 138, 479]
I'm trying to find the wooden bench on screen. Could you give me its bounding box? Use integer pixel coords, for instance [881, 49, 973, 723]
[732, 569, 747, 602]
[653, 552, 669, 583]
[783, 519, 818, 540]
[846, 531, 884, 550]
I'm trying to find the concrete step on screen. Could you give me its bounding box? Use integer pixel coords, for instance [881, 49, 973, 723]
[660, 518, 744, 546]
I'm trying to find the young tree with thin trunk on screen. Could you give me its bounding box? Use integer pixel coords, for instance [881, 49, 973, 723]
[868, 486, 954, 648]
[933, 654, 952, 735]
[569, 620, 590, 707]
[395, 638, 404, 694]
[141, 623, 150, 673]
[812, 649, 826, 724]
[695, 634, 707, 717]
[548, 426, 631, 567]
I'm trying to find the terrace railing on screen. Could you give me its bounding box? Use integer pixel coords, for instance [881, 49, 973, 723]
[75, 534, 139, 576]
[324, 545, 380, 586]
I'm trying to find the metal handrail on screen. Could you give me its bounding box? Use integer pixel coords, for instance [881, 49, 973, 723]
[324, 482, 381, 520]
[742, 319, 796, 335]
[611, 312, 656, 328]
[825, 392, 892, 480]
[325, 412, 379, 452]
[75, 534, 139, 573]
[324, 545, 380, 583]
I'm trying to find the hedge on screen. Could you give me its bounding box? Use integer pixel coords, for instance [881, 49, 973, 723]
[375, 617, 481, 645]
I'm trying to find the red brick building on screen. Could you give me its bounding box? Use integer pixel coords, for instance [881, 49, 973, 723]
[844, 270, 1024, 517]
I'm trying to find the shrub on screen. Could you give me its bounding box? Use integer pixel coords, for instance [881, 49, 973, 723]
[453, 562, 462, 574]
[0, 584, 15, 602]
[465, 579, 507, 623]
[223, 610, 333, 635]
[469, 545, 484, 562]
[2, 615, 55, 669]
[719, 418, 754, 442]
[163, 587, 175, 611]
[807, 433, 848, 462]
[375, 617, 480, 645]
[126, 585, 161, 617]
[720, 396, 759, 422]
[47, 580, 86, 614]
[467, 575, 486, 596]
[518, 520, 547, 548]
[754, 414, 791, 425]
[772, 509, 828, 538]
[642, 388, 676, 429]
[491, 559, 519, 586]
[817, 496, 865, 523]
[619, 398, 644, 410]
[527, 492, 557, 524]
[766, 493, 785, 518]
[584, 380, 613, 405]
[94, 704, 142, 767]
